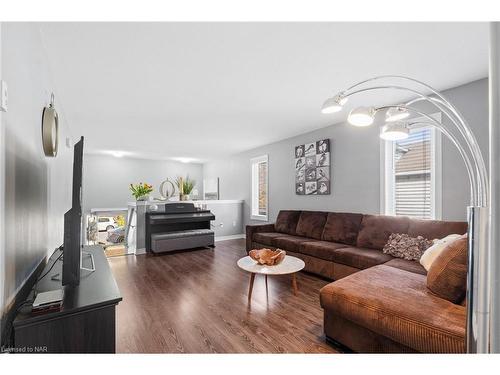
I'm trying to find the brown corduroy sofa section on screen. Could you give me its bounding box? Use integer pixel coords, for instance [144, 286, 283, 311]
[246, 210, 468, 353]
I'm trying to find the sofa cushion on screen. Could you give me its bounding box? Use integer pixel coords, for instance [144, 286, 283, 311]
[408, 219, 467, 240]
[320, 265, 466, 353]
[357, 215, 410, 250]
[300, 241, 348, 262]
[286, 250, 335, 280]
[322, 212, 363, 246]
[295, 211, 328, 240]
[275, 210, 302, 235]
[384, 258, 427, 275]
[273, 235, 316, 252]
[246, 223, 276, 252]
[252, 232, 288, 247]
[332, 246, 393, 270]
[427, 234, 468, 304]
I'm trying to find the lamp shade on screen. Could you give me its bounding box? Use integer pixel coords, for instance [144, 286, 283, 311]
[380, 122, 409, 141]
[321, 94, 347, 114]
[348, 106, 375, 127]
[386, 106, 410, 122]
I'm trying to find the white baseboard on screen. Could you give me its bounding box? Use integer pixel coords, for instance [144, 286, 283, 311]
[215, 234, 245, 242]
[135, 247, 147, 255]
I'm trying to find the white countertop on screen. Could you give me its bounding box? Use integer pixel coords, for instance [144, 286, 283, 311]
[128, 199, 243, 206]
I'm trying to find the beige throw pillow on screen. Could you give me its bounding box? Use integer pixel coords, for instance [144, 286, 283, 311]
[420, 234, 462, 271]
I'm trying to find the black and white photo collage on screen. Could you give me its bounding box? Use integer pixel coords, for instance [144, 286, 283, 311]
[295, 139, 330, 195]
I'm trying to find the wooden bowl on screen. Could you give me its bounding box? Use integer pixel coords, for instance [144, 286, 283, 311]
[248, 248, 286, 266]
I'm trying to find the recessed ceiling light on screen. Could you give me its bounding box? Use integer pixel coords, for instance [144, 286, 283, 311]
[174, 157, 195, 163]
[109, 151, 126, 158]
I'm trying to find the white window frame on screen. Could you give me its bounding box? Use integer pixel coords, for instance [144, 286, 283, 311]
[251, 154, 269, 221]
[380, 113, 442, 220]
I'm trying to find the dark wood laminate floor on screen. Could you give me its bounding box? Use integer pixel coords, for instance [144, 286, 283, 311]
[108, 239, 339, 353]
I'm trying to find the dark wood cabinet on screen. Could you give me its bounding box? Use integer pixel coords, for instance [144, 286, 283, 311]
[13, 246, 122, 353]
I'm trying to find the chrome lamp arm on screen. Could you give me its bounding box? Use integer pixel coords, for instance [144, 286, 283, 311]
[322, 75, 491, 353]
[338, 78, 488, 207]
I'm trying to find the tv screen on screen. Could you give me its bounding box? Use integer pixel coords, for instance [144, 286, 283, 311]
[62, 136, 84, 286]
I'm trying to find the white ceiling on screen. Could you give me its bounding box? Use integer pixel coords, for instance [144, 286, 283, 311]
[38, 22, 489, 162]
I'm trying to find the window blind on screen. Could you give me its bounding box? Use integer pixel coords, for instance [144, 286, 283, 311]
[251, 155, 268, 220]
[258, 162, 268, 216]
[394, 128, 432, 219]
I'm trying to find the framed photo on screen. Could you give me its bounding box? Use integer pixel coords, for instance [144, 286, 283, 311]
[296, 182, 305, 195]
[294, 139, 331, 195]
[305, 181, 317, 195]
[295, 145, 305, 158]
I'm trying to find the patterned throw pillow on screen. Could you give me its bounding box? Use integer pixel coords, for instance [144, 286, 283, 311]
[382, 233, 433, 261]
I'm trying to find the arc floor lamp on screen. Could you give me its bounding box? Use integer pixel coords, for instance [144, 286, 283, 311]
[321, 75, 490, 353]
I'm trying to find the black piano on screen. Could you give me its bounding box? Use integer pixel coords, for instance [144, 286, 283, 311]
[145, 202, 216, 254]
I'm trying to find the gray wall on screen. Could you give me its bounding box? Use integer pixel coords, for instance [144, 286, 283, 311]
[203, 78, 489, 226]
[0, 23, 74, 322]
[206, 202, 244, 237]
[83, 154, 204, 213]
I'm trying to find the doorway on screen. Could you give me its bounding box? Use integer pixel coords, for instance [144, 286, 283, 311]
[86, 209, 131, 257]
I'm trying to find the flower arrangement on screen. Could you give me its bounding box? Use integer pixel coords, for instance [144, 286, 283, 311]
[175, 176, 196, 201]
[130, 182, 153, 201]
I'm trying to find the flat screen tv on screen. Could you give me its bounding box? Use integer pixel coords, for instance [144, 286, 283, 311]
[62, 136, 84, 286]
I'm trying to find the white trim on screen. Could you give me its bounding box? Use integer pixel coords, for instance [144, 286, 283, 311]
[250, 154, 269, 221]
[431, 127, 443, 220]
[128, 199, 244, 206]
[380, 136, 396, 215]
[215, 234, 245, 242]
[135, 247, 147, 255]
[251, 215, 268, 221]
[90, 207, 128, 213]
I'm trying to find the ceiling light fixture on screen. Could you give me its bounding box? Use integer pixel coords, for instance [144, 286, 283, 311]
[174, 157, 194, 164]
[386, 106, 410, 122]
[379, 122, 409, 141]
[320, 93, 348, 114]
[347, 106, 376, 126]
[109, 151, 125, 158]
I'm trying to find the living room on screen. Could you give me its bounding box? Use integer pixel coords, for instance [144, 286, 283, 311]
[1, 1, 500, 373]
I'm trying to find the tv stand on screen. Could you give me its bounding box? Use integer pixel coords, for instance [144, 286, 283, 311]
[81, 250, 96, 272]
[12, 245, 122, 353]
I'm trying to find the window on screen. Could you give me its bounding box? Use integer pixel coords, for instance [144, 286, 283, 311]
[251, 155, 268, 221]
[382, 120, 441, 220]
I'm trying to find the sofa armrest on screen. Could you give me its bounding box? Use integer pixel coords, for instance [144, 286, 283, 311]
[245, 223, 276, 252]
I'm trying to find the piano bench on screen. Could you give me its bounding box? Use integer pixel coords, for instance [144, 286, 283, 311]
[150, 229, 215, 254]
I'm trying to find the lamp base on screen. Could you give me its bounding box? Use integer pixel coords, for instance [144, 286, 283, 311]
[466, 205, 490, 353]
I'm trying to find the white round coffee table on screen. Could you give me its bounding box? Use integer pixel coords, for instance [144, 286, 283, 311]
[237, 255, 305, 301]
